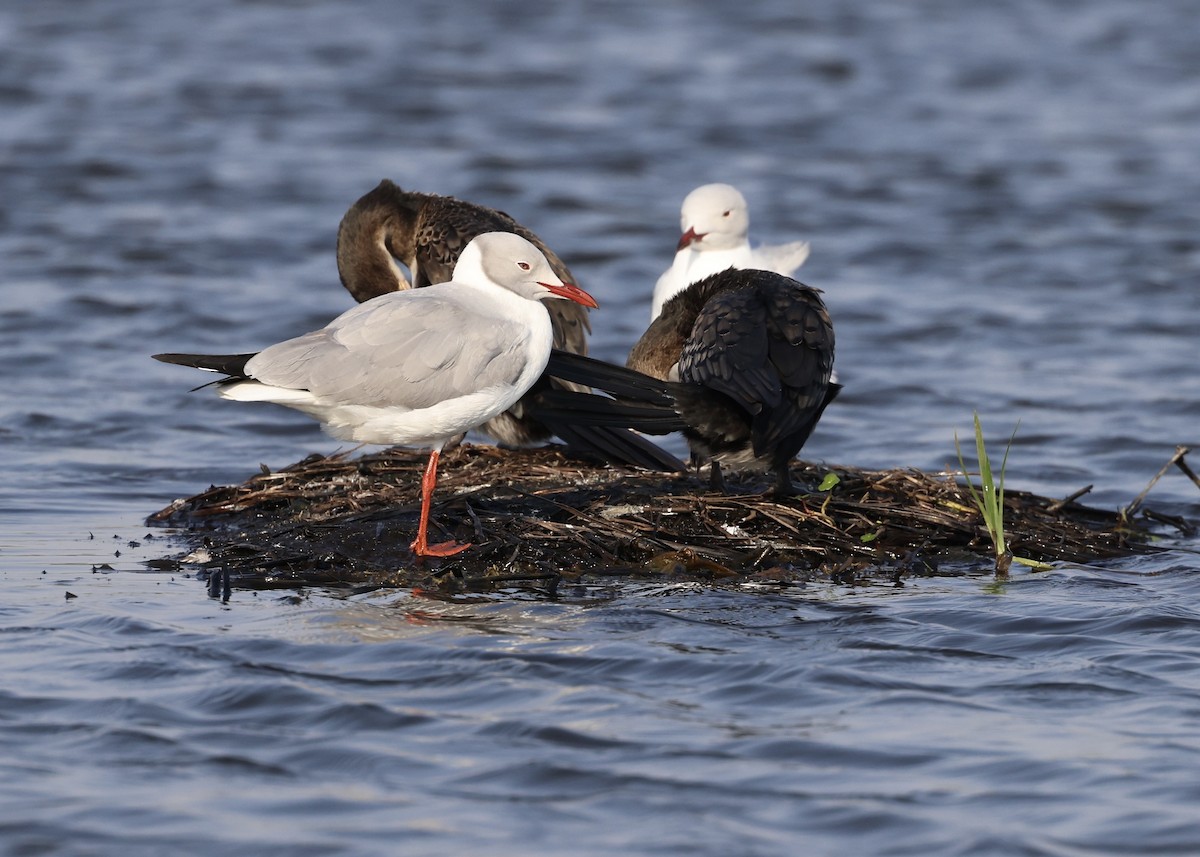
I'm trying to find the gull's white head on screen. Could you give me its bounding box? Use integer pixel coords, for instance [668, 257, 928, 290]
[455, 232, 598, 308]
[676, 183, 750, 253]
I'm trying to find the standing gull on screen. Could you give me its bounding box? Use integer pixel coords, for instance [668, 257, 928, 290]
[651, 183, 811, 320]
[336, 179, 683, 471]
[154, 232, 598, 558]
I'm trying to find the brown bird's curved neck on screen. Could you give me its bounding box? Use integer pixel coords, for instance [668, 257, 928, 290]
[336, 179, 423, 302]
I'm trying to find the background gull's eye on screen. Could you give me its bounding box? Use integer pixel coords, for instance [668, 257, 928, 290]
[722, 210, 731, 217]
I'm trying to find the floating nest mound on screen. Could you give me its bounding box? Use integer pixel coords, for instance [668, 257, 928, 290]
[148, 443, 1181, 595]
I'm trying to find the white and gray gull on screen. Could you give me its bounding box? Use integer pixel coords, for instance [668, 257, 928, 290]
[651, 183, 811, 320]
[336, 179, 683, 471]
[154, 232, 598, 558]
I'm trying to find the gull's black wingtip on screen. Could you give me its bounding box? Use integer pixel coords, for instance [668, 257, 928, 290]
[152, 352, 255, 376]
[153, 352, 194, 365]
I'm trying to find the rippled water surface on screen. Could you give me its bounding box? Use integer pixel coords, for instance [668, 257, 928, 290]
[2, 1, 1199, 854]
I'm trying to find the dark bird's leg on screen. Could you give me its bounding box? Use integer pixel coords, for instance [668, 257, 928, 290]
[708, 460, 727, 493]
[410, 449, 471, 558]
[772, 465, 797, 499]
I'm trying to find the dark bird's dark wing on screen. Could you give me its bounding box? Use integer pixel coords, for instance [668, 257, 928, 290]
[675, 275, 833, 463]
[677, 287, 781, 416]
[751, 281, 836, 456]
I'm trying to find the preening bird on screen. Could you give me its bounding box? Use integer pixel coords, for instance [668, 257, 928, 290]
[651, 183, 811, 320]
[155, 232, 598, 558]
[543, 268, 839, 496]
[335, 179, 683, 471]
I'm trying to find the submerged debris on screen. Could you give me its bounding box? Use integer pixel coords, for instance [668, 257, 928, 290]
[147, 443, 1174, 594]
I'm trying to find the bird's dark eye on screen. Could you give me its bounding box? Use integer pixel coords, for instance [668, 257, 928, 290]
[722, 210, 731, 217]
[517, 261, 531, 271]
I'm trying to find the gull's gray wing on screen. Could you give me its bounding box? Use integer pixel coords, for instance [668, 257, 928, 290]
[245, 289, 536, 410]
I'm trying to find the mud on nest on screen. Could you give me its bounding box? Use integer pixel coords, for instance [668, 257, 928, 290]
[146, 443, 1185, 595]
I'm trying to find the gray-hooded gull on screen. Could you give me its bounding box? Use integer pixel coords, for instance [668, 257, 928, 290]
[651, 183, 811, 320]
[154, 232, 598, 558]
[542, 268, 839, 497]
[335, 180, 683, 473]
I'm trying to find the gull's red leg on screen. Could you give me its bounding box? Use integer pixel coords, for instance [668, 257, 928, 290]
[409, 449, 471, 558]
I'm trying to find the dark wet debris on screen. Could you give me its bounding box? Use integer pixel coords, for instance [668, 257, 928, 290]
[144, 443, 1185, 594]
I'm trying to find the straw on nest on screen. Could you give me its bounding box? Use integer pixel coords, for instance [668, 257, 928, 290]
[147, 442, 1177, 594]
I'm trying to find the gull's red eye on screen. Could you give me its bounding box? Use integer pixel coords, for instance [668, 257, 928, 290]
[518, 261, 531, 271]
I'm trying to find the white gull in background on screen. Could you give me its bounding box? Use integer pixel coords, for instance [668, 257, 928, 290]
[154, 232, 598, 558]
[651, 183, 811, 320]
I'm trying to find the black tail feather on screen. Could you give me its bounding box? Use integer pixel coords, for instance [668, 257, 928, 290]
[546, 421, 686, 472]
[152, 352, 255, 377]
[546, 350, 673, 406]
[530, 389, 689, 435]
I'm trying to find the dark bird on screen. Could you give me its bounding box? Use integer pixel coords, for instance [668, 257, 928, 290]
[334, 179, 683, 471]
[155, 233, 599, 558]
[542, 268, 839, 496]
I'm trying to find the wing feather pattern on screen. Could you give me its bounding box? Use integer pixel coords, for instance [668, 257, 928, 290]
[246, 289, 533, 411]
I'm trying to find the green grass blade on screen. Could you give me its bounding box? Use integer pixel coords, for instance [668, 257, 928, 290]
[973, 413, 1005, 556]
[995, 419, 1021, 555]
[953, 429, 987, 515]
[956, 413, 1043, 574]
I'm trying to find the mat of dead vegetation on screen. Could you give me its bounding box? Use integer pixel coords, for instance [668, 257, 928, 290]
[147, 443, 1190, 595]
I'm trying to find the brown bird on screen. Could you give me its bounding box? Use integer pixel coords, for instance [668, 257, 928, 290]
[335, 179, 683, 472]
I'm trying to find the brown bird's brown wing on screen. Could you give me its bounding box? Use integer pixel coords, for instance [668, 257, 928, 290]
[408, 197, 590, 354]
[408, 195, 508, 287]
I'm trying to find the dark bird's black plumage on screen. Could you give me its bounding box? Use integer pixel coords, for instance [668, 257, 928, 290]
[334, 179, 684, 472]
[542, 269, 839, 495]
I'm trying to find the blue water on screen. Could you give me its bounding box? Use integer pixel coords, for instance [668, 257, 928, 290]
[2, 1, 1199, 854]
